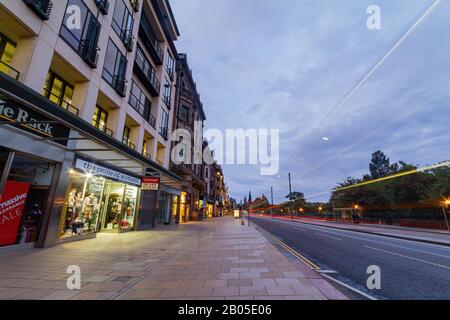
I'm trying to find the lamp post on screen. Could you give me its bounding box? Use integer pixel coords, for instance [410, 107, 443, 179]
[442, 200, 450, 234]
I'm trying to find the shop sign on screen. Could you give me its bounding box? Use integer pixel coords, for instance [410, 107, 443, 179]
[0, 181, 30, 246]
[0, 100, 70, 145]
[74, 158, 141, 186]
[141, 176, 160, 191]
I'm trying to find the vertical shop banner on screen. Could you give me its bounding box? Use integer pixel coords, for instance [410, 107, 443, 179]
[0, 181, 30, 246]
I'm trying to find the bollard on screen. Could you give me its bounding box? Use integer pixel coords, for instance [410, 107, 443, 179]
[241, 220, 245, 226]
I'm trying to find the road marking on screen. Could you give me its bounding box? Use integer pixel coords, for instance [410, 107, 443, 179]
[365, 246, 450, 270]
[320, 273, 378, 301]
[315, 233, 343, 241]
[263, 218, 450, 253]
[259, 229, 321, 270]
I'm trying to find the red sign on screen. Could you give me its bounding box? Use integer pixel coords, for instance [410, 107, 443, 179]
[141, 177, 160, 191]
[0, 181, 30, 246]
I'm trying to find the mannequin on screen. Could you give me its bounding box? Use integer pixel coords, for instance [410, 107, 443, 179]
[72, 192, 84, 234]
[66, 189, 76, 234]
[82, 193, 98, 232]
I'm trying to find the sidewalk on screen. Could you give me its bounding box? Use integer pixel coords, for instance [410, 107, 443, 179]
[271, 217, 450, 246]
[0, 217, 347, 300]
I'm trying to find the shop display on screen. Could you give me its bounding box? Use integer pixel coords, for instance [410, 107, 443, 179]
[61, 166, 139, 238]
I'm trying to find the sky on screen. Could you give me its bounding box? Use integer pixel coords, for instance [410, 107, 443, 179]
[170, 0, 450, 204]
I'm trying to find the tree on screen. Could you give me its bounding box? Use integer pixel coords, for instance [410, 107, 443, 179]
[369, 150, 397, 179]
[285, 191, 305, 201]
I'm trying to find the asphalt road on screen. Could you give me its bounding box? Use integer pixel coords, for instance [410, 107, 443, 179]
[251, 217, 450, 300]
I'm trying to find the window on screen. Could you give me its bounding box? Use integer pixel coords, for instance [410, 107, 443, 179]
[179, 106, 189, 123]
[103, 39, 127, 96]
[163, 78, 172, 107]
[135, 45, 160, 95]
[165, 52, 175, 78]
[160, 109, 169, 139]
[123, 126, 131, 146]
[112, 0, 134, 48]
[129, 81, 151, 122]
[60, 0, 101, 68]
[42, 71, 77, 114]
[0, 33, 19, 79]
[92, 106, 109, 132]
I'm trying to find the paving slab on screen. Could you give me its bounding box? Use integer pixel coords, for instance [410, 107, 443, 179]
[0, 217, 347, 300]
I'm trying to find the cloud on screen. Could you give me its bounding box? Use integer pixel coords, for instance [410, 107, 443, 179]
[171, 0, 448, 203]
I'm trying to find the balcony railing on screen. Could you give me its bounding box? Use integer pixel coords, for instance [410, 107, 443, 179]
[94, 0, 109, 15]
[134, 51, 160, 96]
[23, 0, 53, 20]
[0, 61, 20, 80]
[138, 21, 164, 65]
[149, 113, 156, 129]
[92, 122, 114, 137]
[119, 29, 135, 52]
[122, 138, 136, 151]
[42, 90, 80, 116]
[112, 74, 127, 97]
[79, 39, 100, 69]
[159, 127, 169, 140]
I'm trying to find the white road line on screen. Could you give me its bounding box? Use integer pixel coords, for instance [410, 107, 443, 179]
[365, 246, 450, 271]
[320, 273, 378, 301]
[316, 233, 343, 241]
[264, 218, 450, 252]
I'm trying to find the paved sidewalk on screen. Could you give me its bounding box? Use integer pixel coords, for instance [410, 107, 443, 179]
[270, 216, 450, 246]
[0, 217, 347, 300]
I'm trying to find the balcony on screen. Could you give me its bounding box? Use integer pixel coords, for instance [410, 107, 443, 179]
[134, 51, 160, 97]
[92, 123, 114, 137]
[0, 61, 20, 80]
[112, 75, 127, 97]
[79, 39, 100, 69]
[23, 0, 53, 20]
[139, 20, 164, 65]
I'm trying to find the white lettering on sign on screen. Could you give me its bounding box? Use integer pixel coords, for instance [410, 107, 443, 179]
[74, 159, 141, 186]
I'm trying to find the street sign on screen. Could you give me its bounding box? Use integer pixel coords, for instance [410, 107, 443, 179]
[141, 176, 160, 191]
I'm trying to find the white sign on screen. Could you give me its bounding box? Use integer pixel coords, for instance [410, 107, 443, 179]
[74, 158, 141, 186]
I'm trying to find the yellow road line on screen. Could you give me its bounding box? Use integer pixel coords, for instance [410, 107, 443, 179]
[261, 229, 321, 270]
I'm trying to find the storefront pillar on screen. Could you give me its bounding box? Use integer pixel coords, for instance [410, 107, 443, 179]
[40, 151, 75, 248]
[175, 194, 181, 224]
[0, 151, 14, 199]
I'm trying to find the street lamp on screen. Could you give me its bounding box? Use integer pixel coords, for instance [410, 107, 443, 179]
[442, 199, 450, 234]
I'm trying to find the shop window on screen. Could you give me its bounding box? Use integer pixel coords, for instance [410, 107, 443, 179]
[0, 33, 19, 80]
[61, 171, 139, 238]
[42, 71, 78, 115]
[0, 154, 56, 247]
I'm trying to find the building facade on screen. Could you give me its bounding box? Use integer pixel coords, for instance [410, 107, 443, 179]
[171, 53, 206, 223]
[0, 0, 183, 250]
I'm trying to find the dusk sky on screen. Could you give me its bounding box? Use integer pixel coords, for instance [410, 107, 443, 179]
[171, 0, 449, 204]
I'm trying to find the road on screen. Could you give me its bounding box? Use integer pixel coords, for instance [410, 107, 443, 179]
[251, 217, 450, 300]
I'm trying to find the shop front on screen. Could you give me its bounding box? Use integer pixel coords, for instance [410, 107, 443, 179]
[59, 157, 141, 241]
[0, 149, 60, 248]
